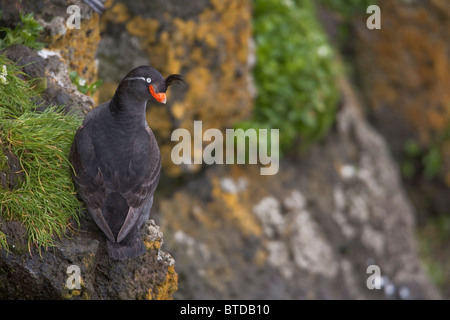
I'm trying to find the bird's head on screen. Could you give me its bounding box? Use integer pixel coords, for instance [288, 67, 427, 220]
[119, 66, 183, 104]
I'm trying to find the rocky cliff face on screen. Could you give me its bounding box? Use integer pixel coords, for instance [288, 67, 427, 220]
[0, 216, 176, 299]
[353, 0, 450, 218]
[157, 78, 440, 299]
[0, 0, 177, 300]
[96, 0, 440, 299]
[0, 0, 442, 300]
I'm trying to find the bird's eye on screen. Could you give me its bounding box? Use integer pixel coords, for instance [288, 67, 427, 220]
[146, 78, 152, 83]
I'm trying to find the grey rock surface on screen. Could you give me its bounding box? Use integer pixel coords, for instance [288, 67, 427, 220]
[158, 79, 441, 299]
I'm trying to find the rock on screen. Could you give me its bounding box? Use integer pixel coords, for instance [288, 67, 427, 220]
[0, 0, 102, 101]
[0, 216, 177, 300]
[37, 0, 101, 87]
[0, 145, 24, 191]
[352, 1, 450, 216]
[0, 0, 440, 300]
[1, 44, 94, 115]
[157, 78, 440, 299]
[354, 1, 450, 152]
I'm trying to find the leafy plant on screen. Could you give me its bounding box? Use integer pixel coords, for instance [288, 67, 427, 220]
[0, 11, 44, 50]
[69, 70, 103, 96]
[0, 54, 82, 252]
[401, 138, 446, 180]
[239, 0, 339, 152]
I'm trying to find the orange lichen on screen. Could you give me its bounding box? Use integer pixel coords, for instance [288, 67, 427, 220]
[143, 237, 162, 251]
[100, 1, 130, 31]
[210, 176, 262, 237]
[356, 0, 450, 185]
[358, 1, 450, 142]
[253, 248, 268, 267]
[126, 16, 160, 40]
[146, 265, 178, 300]
[49, 13, 100, 88]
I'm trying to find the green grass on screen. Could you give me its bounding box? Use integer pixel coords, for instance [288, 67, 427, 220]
[0, 53, 82, 252]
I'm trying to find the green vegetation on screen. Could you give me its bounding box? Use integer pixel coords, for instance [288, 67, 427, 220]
[0, 11, 44, 50]
[418, 215, 450, 291]
[69, 70, 103, 96]
[241, 0, 339, 152]
[0, 54, 82, 252]
[401, 128, 450, 180]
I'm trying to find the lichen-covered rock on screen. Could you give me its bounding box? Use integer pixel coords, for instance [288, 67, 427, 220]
[157, 79, 440, 299]
[38, 0, 101, 88]
[1, 44, 94, 115]
[97, 0, 254, 176]
[354, 0, 450, 147]
[0, 217, 177, 300]
[0, 0, 101, 95]
[353, 1, 450, 187]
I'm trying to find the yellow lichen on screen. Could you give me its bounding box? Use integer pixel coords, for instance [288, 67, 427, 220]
[63, 277, 87, 300]
[253, 248, 268, 267]
[146, 265, 178, 300]
[49, 13, 100, 87]
[356, 0, 450, 186]
[210, 176, 262, 237]
[100, 2, 130, 30]
[171, 102, 186, 120]
[143, 237, 162, 251]
[126, 16, 160, 40]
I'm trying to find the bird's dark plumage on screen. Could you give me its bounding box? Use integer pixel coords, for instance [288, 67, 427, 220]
[70, 66, 182, 260]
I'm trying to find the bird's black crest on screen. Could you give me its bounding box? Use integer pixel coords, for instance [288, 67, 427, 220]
[165, 74, 184, 88]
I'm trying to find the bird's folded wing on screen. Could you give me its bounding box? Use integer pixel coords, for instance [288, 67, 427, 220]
[117, 153, 161, 242]
[70, 126, 115, 242]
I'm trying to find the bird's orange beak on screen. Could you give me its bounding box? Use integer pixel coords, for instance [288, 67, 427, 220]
[149, 85, 167, 104]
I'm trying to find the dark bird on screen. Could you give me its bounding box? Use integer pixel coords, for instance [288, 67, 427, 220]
[69, 66, 183, 260]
